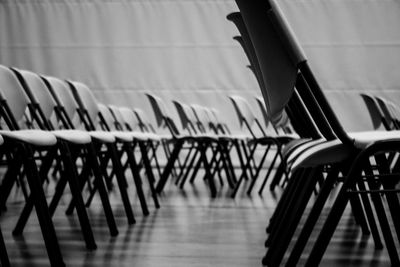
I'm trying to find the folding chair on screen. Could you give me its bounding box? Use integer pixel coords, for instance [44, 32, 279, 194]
[117, 107, 164, 178]
[171, 100, 204, 188]
[146, 94, 221, 197]
[12, 68, 118, 243]
[229, 95, 289, 196]
[0, 65, 65, 266]
[68, 81, 159, 215]
[235, 0, 400, 265]
[98, 103, 160, 210]
[0, 140, 10, 267]
[189, 103, 238, 189]
[228, 13, 316, 192]
[44, 76, 134, 227]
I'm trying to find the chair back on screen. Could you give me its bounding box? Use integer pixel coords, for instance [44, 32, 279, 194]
[360, 93, 385, 130]
[17, 70, 59, 129]
[118, 107, 140, 131]
[108, 105, 128, 131]
[0, 65, 31, 129]
[133, 108, 155, 132]
[69, 81, 100, 130]
[97, 103, 117, 131]
[229, 95, 257, 129]
[145, 93, 180, 136]
[44, 77, 84, 130]
[229, 3, 304, 125]
[145, 93, 169, 128]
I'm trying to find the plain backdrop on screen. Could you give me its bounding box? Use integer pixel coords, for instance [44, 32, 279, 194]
[1, 0, 400, 133]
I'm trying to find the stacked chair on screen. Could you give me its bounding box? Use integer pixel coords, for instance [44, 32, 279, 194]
[232, 0, 400, 266]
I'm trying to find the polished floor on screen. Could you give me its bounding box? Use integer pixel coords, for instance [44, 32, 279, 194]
[0, 168, 393, 266]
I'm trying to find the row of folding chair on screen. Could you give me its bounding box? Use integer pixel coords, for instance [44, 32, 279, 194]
[230, 0, 400, 266]
[145, 93, 298, 199]
[0, 65, 162, 266]
[147, 94, 248, 198]
[229, 95, 298, 197]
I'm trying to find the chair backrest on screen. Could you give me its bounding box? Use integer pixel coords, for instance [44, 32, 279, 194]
[133, 108, 155, 132]
[172, 100, 191, 132]
[44, 77, 85, 130]
[16, 69, 59, 130]
[229, 95, 257, 128]
[118, 107, 140, 131]
[173, 100, 198, 134]
[375, 96, 398, 130]
[69, 81, 100, 130]
[190, 104, 210, 133]
[235, 0, 353, 145]
[145, 93, 180, 136]
[360, 93, 385, 130]
[228, 13, 266, 95]
[98, 103, 118, 131]
[228, 7, 301, 125]
[0, 65, 31, 129]
[255, 96, 270, 129]
[108, 105, 129, 131]
[145, 93, 169, 128]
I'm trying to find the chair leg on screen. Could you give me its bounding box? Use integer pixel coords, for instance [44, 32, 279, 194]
[108, 143, 136, 224]
[355, 180, 383, 248]
[23, 144, 65, 267]
[268, 160, 287, 192]
[199, 142, 217, 198]
[348, 188, 370, 235]
[266, 168, 303, 235]
[156, 140, 184, 193]
[285, 165, 341, 266]
[363, 162, 400, 265]
[179, 149, 199, 189]
[189, 153, 202, 184]
[247, 144, 271, 195]
[263, 167, 319, 267]
[138, 141, 160, 209]
[376, 154, 400, 244]
[231, 143, 258, 198]
[218, 142, 235, 189]
[86, 143, 119, 237]
[304, 148, 399, 267]
[0, 154, 23, 211]
[0, 225, 10, 267]
[124, 143, 150, 216]
[13, 148, 57, 236]
[60, 143, 97, 250]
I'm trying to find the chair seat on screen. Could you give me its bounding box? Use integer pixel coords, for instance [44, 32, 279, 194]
[110, 131, 135, 142]
[275, 134, 298, 144]
[130, 131, 161, 141]
[291, 139, 353, 170]
[287, 130, 400, 171]
[282, 138, 312, 158]
[0, 130, 57, 147]
[286, 139, 327, 164]
[249, 136, 280, 146]
[350, 130, 400, 148]
[88, 131, 116, 143]
[52, 130, 92, 145]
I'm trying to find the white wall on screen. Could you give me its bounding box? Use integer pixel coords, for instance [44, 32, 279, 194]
[1, 0, 400, 133]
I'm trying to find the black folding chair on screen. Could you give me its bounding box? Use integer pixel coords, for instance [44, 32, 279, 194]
[234, 0, 400, 265]
[0, 65, 66, 266]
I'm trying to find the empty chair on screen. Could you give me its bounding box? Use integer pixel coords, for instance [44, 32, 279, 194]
[0, 65, 65, 266]
[235, 0, 400, 265]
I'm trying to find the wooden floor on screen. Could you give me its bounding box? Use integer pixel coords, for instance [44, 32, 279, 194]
[0, 169, 393, 266]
